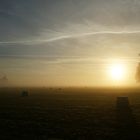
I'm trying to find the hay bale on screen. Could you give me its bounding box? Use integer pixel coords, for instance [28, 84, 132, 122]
[21, 90, 29, 97]
[117, 96, 129, 108]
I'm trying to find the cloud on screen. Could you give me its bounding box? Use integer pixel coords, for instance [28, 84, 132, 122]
[1, 30, 140, 45]
[1, 0, 140, 43]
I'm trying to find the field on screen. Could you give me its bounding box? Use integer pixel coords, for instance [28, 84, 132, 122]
[0, 87, 140, 140]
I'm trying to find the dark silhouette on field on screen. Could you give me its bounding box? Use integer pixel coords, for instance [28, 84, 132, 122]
[116, 96, 139, 140]
[21, 90, 29, 97]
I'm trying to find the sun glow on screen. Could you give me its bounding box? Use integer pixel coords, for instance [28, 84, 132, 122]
[109, 63, 126, 81]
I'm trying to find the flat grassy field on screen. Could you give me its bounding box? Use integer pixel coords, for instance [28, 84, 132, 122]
[0, 87, 140, 140]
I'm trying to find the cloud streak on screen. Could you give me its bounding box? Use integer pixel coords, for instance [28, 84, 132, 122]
[1, 30, 140, 45]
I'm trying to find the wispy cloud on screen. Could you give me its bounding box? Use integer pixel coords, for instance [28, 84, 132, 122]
[1, 30, 140, 45]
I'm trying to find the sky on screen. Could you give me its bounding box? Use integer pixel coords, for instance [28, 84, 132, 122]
[0, 0, 140, 87]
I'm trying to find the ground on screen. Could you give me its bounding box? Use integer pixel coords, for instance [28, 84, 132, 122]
[0, 87, 140, 140]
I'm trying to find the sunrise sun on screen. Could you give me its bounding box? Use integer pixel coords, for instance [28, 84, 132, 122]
[109, 63, 125, 81]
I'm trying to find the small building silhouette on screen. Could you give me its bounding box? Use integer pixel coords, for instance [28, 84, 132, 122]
[21, 90, 29, 97]
[117, 96, 129, 108]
